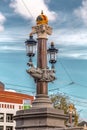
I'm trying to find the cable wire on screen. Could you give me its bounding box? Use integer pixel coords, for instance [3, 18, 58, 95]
[21, 0, 34, 19]
[5, 82, 35, 90]
[58, 59, 73, 82]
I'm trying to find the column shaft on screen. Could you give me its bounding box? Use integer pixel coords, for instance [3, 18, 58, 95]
[37, 38, 48, 95]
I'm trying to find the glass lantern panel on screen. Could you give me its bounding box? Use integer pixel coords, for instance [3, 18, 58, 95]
[33, 45, 36, 54]
[26, 45, 33, 54]
[29, 46, 33, 53]
[55, 53, 57, 60]
[26, 45, 30, 54]
[50, 53, 55, 60]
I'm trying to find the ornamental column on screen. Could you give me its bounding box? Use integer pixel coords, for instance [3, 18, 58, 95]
[27, 11, 55, 108]
[14, 11, 68, 130]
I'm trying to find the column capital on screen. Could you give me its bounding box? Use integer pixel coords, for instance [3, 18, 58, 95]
[30, 24, 52, 38]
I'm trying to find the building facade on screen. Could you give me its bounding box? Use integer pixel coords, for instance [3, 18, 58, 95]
[0, 82, 34, 130]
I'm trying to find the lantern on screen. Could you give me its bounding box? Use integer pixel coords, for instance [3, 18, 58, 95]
[25, 35, 37, 57]
[47, 42, 58, 66]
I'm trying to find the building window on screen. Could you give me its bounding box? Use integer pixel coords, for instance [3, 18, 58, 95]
[19, 105, 23, 110]
[0, 113, 4, 122]
[5, 104, 6, 108]
[0, 126, 3, 130]
[6, 126, 13, 130]
[2, 104, 4, 108]
[12, 105, 14, 109]
[10, 105, 12, 109]
[6, 114, 13, 123]
[7, 104, 9, 109]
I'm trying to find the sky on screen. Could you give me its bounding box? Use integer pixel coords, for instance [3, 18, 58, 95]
[0, 0, 87, 120]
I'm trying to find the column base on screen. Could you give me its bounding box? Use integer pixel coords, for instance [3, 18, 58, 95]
[32, 94, 53, 108]
[14, 107, 67, 130]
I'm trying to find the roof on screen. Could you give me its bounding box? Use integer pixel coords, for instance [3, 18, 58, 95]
[78, 121, 87, 126]
[0, 90, 34, 104]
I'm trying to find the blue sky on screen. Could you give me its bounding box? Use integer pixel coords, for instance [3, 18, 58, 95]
[0, 0, 87, 120]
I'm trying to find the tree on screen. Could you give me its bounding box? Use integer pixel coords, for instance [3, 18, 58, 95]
[50, 93, 79, 126]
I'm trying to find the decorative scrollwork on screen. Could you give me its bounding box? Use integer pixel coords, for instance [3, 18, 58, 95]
[30, 24, 52, 38]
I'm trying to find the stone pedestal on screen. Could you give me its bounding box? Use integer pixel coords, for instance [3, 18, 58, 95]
[14, 94, 68, 130]
[14, 107, 67, 130]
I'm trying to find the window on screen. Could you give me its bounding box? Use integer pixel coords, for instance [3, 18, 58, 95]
[10, 105, 12, 109]
[5, 104, 6, 108]
[2, 104, 4, 108]
[0, 113, 4, 122]
[7, 104, 9, 109]
[19, 105, 22, 110]
[0, 126, 3, 130]
[6, 114, 13, 123]
[12, 105, 14, 109]
[6, 126, 13, 130]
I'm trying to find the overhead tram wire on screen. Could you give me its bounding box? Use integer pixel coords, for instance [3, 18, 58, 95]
[57, 59, 87, 89]
[49, 92, 87, 108]
[5, 85, 35, 95]
[5, 93, 87, 109]
[0, 91, 87, 108]
[5, 82, 34, 90]
[53, 91, 87, 105]
[2, 60, 85, 93]
[75, 82, 87, 88]
[49, 85, 87, 101]
[5, 87, 35, 95]
[69, 98, 87, 105]
[5, 86, 35, 92]
[6, 87, 35, 93]
[21, 0, 34, 19]
[58, 59, 74, 83]
[48, 58, 87, 92]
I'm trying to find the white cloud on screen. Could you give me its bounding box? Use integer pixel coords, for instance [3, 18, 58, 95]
[0, 26, 4, 32]
[51, 28, 87, 59]
[0, 35, 17, 42]
[10, 0, 57, 21]
[0, 12, 6, 32]
[59, 51, 87, 60]
[0, 46, 25, 51]
[53, 29, 87, 46]
[0, 13, 6, 24]
[74, 0, 87, 26]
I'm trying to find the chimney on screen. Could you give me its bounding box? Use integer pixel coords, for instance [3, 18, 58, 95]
[0, 81, 5, 91]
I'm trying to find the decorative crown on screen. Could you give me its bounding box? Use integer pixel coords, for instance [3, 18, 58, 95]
[36, 11, 48, 25]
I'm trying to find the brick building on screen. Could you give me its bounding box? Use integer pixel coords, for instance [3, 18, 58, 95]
[0, 82, 34, 130]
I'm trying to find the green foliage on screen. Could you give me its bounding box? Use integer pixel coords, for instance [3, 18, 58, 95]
[50, 93, 79, 126]
[50, 93, 70, 113]
[74, 113, 79, 126]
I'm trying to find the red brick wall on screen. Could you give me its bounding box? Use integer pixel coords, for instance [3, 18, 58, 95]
[0, 91, 34, 104]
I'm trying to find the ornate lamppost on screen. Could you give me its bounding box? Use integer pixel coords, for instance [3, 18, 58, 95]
[25, 11, 58, 108]
[14, 11, 67, 130]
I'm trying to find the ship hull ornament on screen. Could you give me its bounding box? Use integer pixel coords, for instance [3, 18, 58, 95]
[27, 66, 56, 82]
